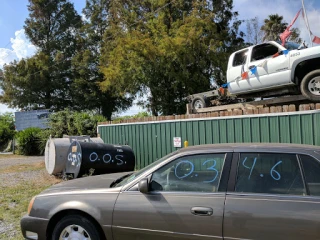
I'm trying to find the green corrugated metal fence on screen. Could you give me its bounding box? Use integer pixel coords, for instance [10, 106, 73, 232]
[98, 111, 320, 170]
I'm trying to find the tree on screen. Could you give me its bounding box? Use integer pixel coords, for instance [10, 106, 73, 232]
[261, 14, 301, 43]
[71, 0, 132, 119]
[100, 0, 244, 115]
[0, 0, 82, 110]
[1, 54, 55, 110]
[288, 28, 302, 43]
[246, 17, 263, 45]
[0, 113, 15, 149]
[261, 14, 287, 42]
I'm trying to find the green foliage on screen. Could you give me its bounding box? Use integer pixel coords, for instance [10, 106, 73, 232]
[0, 0, 82, 111]
[112, 111, 151, 123]
[37, 129, 51, 155]
[16, 127, 42, 156]
[100, 0, 245, 115]
[0, 0, 246, 118]
[0, 113, 15, 149]
[71, 0, 132, 119]
[48, 109, 106, 138]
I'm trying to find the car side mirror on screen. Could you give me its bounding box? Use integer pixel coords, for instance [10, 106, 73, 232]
[139, 178, 149, 194]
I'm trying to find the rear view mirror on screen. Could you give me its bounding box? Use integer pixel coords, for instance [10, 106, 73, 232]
[139, 178, 149, 194]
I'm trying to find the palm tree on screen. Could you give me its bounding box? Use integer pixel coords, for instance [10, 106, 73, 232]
[261, 14, 287, 42]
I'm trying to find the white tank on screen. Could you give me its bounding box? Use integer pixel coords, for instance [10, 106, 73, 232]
[44, 137, 104, 175]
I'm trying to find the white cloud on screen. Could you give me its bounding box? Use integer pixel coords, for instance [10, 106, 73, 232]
[0, 29, 37, 68]
[81, 13, 89, 22]
[10, 29, 37, 60]
[234, 0, 320, 46]
[0, 29, 36, 113]
[0, 48, 17, 68]
[0, 104, 15, 114]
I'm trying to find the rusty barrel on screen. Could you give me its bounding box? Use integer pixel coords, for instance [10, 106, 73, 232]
[64, 141, 135, 178]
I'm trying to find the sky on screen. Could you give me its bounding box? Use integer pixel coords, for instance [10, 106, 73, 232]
[0, 0, 319, 115]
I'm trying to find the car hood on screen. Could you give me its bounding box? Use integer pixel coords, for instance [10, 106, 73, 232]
[39, 171, 133, 195]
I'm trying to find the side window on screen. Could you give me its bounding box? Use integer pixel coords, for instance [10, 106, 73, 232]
[150, 153, 226, 193]
[233, 50, 248, 67]
[300, 155, 320, 196]
[235, 153, 305, 195]
[251, 44, 279, 61]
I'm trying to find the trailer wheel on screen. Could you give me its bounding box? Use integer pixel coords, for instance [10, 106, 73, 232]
[192, 97, 207, 110]
[301, 70, 320, 102]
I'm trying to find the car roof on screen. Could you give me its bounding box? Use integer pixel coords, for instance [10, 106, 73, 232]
[177, 143, 320, 153]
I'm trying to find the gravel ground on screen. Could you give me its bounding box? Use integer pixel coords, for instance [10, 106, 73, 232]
[0, 156, 44, 188]
[0, 155, 43, 170]
[0, 155, 49, 239]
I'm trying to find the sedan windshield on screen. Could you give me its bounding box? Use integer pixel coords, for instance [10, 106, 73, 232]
[112, 151, 178, 188]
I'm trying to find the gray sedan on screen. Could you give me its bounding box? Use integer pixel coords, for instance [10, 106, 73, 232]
[21, 143, 320, 240]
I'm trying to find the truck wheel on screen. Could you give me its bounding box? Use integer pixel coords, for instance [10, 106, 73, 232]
[301, 70, 320, 102]
[192, 97, 207, 110]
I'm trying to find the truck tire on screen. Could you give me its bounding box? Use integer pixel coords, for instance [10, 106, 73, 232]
[192, 97, 207, 110]
[301, 70, 320, 102]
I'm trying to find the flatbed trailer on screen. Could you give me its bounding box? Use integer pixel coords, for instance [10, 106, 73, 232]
[187, 95, 311, 114]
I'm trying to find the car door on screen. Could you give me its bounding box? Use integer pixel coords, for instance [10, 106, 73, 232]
[112, 152, 232, 240]
[223, 151, 320, 240]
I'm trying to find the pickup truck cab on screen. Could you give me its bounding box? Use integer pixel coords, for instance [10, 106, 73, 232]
[227, 41, 320, 101]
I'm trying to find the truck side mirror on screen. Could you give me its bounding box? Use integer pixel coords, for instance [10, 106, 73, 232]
[139, 178, 149, 194]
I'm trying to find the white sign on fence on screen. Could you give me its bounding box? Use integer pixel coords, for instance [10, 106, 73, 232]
[173, 137, 182, 148]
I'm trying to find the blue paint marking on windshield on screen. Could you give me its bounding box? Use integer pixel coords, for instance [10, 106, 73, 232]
[202, 159, 219, 183]
[242, 157, 283, 181]
[175, 160, 194, 179]
[242, 157, 257, 180]
[270, 161, 282, 180]
[174, 159, 220, 183]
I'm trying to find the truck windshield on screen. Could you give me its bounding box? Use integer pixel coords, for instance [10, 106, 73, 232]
[284, 42, 305, 50]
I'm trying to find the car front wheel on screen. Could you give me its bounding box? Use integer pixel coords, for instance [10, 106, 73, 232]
[52, 215, 101, 240]
[301, 69, 320, 102]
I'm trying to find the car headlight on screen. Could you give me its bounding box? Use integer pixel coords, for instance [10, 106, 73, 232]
[28, 196, 36, 215]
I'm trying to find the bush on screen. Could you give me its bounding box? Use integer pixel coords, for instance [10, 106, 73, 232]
[15, 110, 107, 155]
[0, 113, 15, 150]
[37, 129, 51, 155]
[48, 109, 106, 138]
[112, 111, 151, 123]
[16, 127, 42, 156]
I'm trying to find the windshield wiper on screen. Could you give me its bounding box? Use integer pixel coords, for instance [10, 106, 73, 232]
[110, 173, 133, 188]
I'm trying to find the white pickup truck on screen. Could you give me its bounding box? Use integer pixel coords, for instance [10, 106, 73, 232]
[189, 41, 320, 109]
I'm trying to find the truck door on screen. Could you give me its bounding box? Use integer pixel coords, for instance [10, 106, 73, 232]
[227, 49, 251, 94]
[247, 43, 291, 90]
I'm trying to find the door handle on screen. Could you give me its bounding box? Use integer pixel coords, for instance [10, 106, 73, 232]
[191, 207, 213, 216]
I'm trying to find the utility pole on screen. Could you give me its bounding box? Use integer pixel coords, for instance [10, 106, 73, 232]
[301, 0, 313, 47]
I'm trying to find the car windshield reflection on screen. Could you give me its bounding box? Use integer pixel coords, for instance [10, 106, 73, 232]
[112, 151, 178, 188]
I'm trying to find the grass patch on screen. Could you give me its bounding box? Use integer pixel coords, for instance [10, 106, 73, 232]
[0, 168, 61, 239]
[0, 162, 45, 174]
[0, 154, 28, 159]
